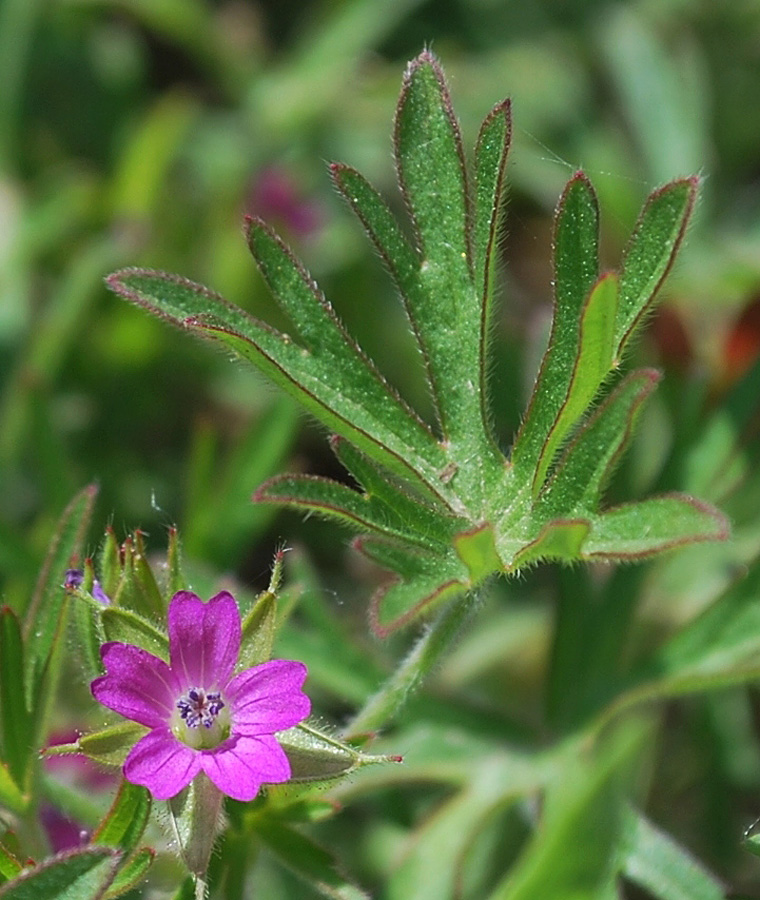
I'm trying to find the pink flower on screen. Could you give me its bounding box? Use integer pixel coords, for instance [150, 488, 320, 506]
[91, 591, 310, 801]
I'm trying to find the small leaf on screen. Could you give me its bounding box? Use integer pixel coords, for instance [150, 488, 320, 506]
[583, 494, 729, 560]
[107, 268, 450, 503]
[92, 781, 151, 854]
[537, 369, 661, 517]
[0, 764, 25, 817]
[23, 484, 97, 706]
[102, 848, 154, 900]
[0, 846, 120, 900]
[393, 52, 500, 484]
[513, 172, 599, 476]
[473, 99, 512, 304]
[534, 272, 619, 492]
[0, 608, 32, 791]
[0, 840, 23, 882]
[616, 177, 697, 357]
[358, 538, 468, 635]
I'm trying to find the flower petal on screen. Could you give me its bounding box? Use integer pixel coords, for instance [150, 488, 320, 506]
[200, 734, 291, 801]
[227, 660, 310, 734]
[124, 728, 201, 800]
[92, 642, 178, 728]
[168, 591, 241, 689]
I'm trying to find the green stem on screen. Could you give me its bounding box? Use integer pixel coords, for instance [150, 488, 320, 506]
[342, 591, 477, 739]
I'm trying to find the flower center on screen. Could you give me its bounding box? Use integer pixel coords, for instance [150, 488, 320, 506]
[176, 687, 225, 729]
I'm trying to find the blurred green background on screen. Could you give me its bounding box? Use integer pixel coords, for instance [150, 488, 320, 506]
[3, 0, 760, 894]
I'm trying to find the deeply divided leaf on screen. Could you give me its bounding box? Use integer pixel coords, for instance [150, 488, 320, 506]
[107, 51, 727, 633]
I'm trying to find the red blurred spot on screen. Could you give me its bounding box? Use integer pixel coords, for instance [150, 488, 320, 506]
[724, 294, 760, 384]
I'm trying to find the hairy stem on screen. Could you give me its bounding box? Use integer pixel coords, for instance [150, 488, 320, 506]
[343, 590, 478, 739]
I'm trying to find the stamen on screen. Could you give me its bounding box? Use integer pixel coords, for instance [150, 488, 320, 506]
[176, 688, 225, 729]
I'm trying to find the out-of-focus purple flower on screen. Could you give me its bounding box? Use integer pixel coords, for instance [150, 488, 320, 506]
[91, 591, 310, 801]
[64, 568, 110, 604]
[42, 731, 117, 851]
[248, 166, 321, 239]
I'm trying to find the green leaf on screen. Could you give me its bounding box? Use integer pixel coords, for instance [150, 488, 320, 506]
[393, 52, 501, 485]
[23, 484, 97, 707]
[108, 268, 449, 504]
[615, 178, 697, 357]
[358, 537, 468, 635]
[0, 608, 32, 791]
[102, 849, 154, 900]
[534, 272, 619, 493]
[488, 727, 642, 900]
[255, 820, 369, 900]
[0, 847, 120, 900]
[0, 764, 25, 817]
[92, 781, 151, 854]
[473, 99, 512, 306]
[513, 172, 599, 476]
[537, 369, 661, 517]
[0, 843, 22, 884]
[511, 519, 591, 570]
[622, 808, 724, 900]
[583, 494, 729, 560]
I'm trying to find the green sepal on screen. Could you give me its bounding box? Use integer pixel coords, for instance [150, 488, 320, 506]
[583, 494, 730, 560]
[100, 607, 169, 661]
[0, 608, 33, 793]
[239, 590, 277, 670]
[277, 722, 399, 784]
[72, 558, 106, 685]
[23, 484, 97, 708]
[92, 780, 151, 854]
[102, 848, 155, 900]
[168, 773, 223, 878]
[44, 722, 148, 769]
[110, 533, 164, 622]
[98, 528, 121, 600]
[166, 527, 187, 598]
[536, 369, 661, 517]
[0, 846, 121, 900]
[616, 177, 697, 356]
